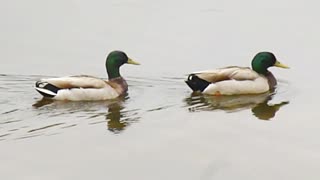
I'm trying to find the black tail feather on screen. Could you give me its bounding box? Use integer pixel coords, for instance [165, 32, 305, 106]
[35, 81, 60, 98]
[185, 74, 210, 92]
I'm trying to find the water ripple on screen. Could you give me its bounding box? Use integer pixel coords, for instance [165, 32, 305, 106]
[28, 123, 65, 133]
[0, 74, 292, 141]
[2, 109, 19, 115]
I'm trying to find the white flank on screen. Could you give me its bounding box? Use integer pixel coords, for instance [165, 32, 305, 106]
[53, 87, 119, 101]
[203, 76, 269, 95]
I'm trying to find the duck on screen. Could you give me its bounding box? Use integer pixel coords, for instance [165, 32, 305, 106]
[35, 51, 140, 101]
[185, 52, 289, 95]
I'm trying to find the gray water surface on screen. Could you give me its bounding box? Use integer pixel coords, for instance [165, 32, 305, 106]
[1, 0, 320, 180]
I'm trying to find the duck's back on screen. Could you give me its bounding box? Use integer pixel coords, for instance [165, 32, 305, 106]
[194, 66, 260, 82]
[43, 75, 108, 89]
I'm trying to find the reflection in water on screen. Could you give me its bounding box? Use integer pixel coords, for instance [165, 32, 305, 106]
[184, 92, 289, 120]
[106, 103, 126, 133]
[106, 103, 139, 133]
[251, 100, 289, 120]
[32, 96, 140, 134]
[32, 98, 55, 108]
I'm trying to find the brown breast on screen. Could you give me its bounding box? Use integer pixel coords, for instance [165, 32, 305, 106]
[107, 77, 128, 95]
[266, 71, 277, 90]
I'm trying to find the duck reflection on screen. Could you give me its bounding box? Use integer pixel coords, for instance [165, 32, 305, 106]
[184, 92, 289, 120]
[105, 102, 140, 133]
[33, 96, 139, 133]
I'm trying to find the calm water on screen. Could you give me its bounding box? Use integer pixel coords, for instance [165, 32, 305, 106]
[1, 0, 320, 179]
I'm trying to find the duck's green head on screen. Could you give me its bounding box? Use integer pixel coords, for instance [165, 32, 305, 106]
[106, 51, 140, 79]
[251, 52, 289, 75]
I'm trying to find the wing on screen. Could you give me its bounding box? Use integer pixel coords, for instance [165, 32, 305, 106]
[193, 66, 260, 83]
[41, 75, 108, 89]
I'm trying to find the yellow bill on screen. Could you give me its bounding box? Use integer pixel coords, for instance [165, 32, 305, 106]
[274, 60, 289, 69]
[127, 58, 140, 65]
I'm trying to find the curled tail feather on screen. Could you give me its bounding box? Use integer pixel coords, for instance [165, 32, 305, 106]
[185, 74, 210, 92]
[35, 81, 60, 98]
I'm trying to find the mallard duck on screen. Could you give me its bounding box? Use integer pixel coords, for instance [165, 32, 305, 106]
[185, 52, 289, 95]
[35, 51, 140, 101]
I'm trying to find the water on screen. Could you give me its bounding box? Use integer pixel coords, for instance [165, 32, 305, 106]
[1, 0, 320, 179]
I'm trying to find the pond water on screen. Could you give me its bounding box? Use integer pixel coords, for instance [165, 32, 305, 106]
[1, 0, 320, 179]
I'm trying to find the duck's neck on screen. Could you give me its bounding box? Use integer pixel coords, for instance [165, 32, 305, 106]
[106, 63, 121, 80]
[253, 68, 268, 75]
